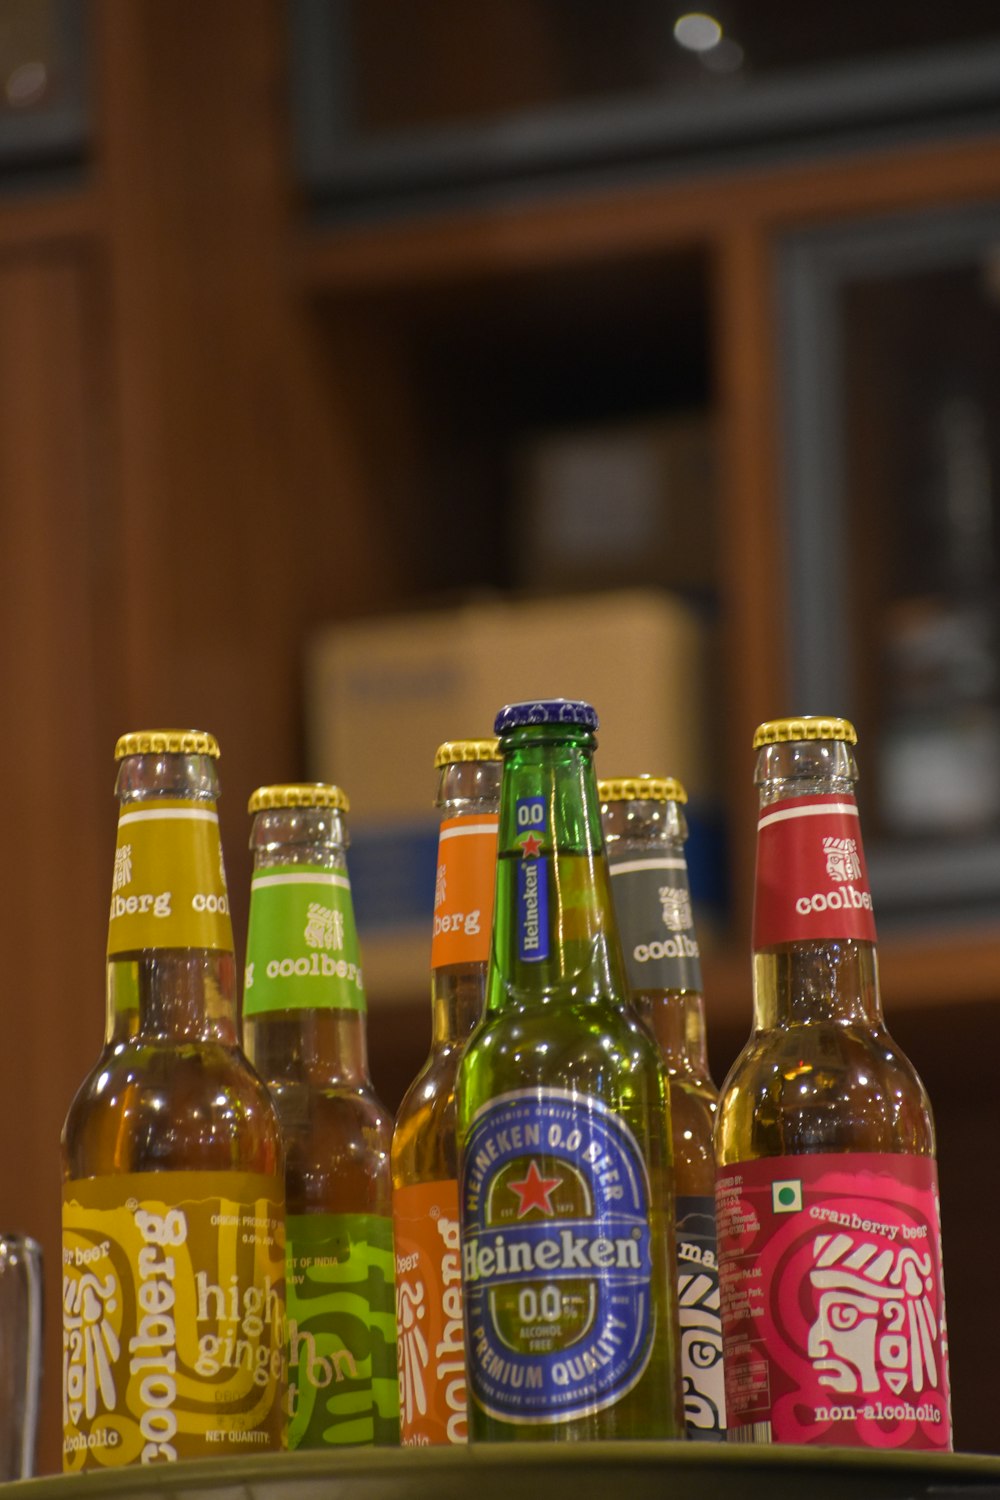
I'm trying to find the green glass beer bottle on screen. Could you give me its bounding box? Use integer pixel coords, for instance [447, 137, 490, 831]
[392, 739, 501, 1447]
[241, 784, 399, 1449]
[457, 700, 682, 1442]
[715, 717, 951, 1449]
[61, 730, 286, 1471]
[600, 775, 725, 1441]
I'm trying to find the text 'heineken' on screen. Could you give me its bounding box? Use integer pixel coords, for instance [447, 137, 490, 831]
[457, 700, 681, 1441]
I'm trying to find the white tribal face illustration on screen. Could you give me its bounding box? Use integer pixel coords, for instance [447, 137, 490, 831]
[807, 1232, 939, 1396]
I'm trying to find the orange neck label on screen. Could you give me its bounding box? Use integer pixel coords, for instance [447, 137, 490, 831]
[430, 815, 498, 970]
[62, 1170, 285, 1469]
[393, 1179, 467, 1445]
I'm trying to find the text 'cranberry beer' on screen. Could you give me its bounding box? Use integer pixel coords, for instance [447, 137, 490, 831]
[457, 700, 681, 1441]
[242, 785, 399, 1448]
[716, 717, 951, 1450]
[392, 740, 501, 1446]
[61, 731, 286, 1471]
[600, 775, 724, 1440]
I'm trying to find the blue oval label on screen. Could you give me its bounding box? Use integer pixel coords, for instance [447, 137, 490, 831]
[461, 1089, 654, 1424]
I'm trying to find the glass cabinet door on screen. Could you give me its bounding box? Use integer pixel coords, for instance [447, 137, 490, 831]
[779, 201, 1000, 925]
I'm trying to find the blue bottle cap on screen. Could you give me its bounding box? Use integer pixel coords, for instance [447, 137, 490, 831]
[494, 699, 600, 734]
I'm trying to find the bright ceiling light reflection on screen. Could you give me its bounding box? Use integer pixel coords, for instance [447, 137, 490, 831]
[674, 13, 723, 53]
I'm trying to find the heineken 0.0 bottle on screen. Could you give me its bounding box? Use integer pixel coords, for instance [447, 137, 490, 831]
[457, 700, 681, 1442]
[242, 784, 399, 1448]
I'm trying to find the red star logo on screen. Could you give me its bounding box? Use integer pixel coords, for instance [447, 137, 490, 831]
[507, 1160, 562, 1218]
[520, 833, 542, 858]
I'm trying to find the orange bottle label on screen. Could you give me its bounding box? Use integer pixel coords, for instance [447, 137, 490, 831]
[393, 1180, 467, 1446]
[62, 1171, 285, 1469]
[430, 815, 498, 970]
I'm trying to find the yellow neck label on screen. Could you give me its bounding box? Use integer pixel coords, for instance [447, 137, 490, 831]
[108, 799, 234, 955]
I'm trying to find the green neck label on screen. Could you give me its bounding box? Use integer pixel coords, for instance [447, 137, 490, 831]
[107, 798, 234, 955]
[243, 867, 366, 1015]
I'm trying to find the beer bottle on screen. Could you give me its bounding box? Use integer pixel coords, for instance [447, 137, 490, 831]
[600, 775, 725, 1441]
[241, 784, 399, 1448]
[457, 700, 682, 1442]
[61, 730, 285, 1471]
[392, 739, 501, 1446]
[715, 717, 951, 1450]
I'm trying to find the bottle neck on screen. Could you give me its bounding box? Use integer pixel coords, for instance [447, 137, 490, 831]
[489, 725, 626, 1009]
[752, 736, 883, 1030]
[244, 805, 370, 1083]
[106, 750, 237, 1043]
[632, 989, 710, 1077]
[429, 757, 501, 1046]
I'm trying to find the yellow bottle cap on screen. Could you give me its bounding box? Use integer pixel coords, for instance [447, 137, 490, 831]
[248, 783, 350, 815]
[114, 729, 220, 760]
[434, 739, 501, 768]
[753, 716, 857, 749]
[598, 776, 687, 805]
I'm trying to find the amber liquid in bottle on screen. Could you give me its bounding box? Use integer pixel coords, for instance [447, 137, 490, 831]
[715, 720, 951, 1450]
[601, 779, 725, 1440]
[61, 733, 285, 1470]
[242, 787, 398, 1448]
[392, 744, 500, 1446]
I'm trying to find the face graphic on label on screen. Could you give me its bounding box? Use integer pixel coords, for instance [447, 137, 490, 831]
[678, 1266, 724, 1430]
[822, 836, 862, 883]
[658, 885, 692, 934]
[807, 1233, 940, 1397]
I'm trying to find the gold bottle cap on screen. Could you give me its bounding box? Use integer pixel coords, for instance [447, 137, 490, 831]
[434, 739, 501, 768]
[248, 783, 350, 815]
[753, 716, 857, 749]
[114, 729, 220, 760]
[598, 775, 687, 805]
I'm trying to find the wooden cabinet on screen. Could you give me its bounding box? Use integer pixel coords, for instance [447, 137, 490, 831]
[0, 2, 997, 1471]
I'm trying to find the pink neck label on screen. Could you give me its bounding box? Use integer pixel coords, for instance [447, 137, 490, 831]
[753, 794, 877, 949]
[716, 1153, 951, 1449]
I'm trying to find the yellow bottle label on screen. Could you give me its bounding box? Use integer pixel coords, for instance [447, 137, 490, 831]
[108, 799, 234, 954]
[62, 1171, 286, 1470]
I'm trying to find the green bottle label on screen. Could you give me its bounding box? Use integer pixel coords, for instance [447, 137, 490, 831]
[108, 799, 233, 955]
[286, 1212, 399, 1447]
[243, 868, 366, 1015]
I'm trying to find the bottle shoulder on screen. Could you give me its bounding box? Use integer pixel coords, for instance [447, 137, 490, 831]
[716, 1020, 935, 1162]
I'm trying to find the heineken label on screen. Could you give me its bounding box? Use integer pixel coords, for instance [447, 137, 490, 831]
[243, 868, 365, 1015]
[676, 1195, 725, 1440]
[108, 799, 233, 955]
[717, 1153, 951, 1449]
[461, 1089, 654, 1425]
[607, 856, 703, 993]
[515, 797, 549, 963]
[753, 794, 877, 948]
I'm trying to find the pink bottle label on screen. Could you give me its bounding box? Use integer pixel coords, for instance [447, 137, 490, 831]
[716, 1154, 951, 1449]
[753, 795, 877, 949]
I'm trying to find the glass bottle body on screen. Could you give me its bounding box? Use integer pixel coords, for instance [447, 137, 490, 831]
[715, 726, 951, 1451]
[392, 751, 500, 1447]
[242, 795, 398, 1449]
[602, 784, 724, 1440]
[458, 713, 681, 1443]
[61, 738, 286, 1471]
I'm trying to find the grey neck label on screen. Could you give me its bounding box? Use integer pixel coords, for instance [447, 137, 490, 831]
[608, 855, 703, 993]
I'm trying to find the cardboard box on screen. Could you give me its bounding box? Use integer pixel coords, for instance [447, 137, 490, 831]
[305, 589, 723, 1000]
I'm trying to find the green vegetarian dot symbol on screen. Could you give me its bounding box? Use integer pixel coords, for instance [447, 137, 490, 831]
[777, 1186, 797, 1207]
